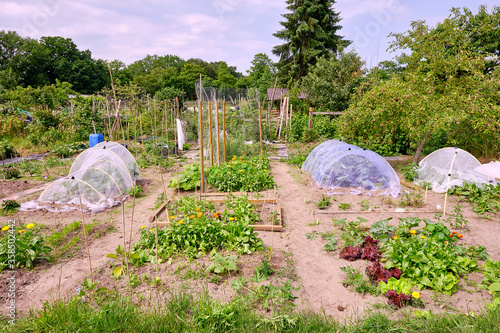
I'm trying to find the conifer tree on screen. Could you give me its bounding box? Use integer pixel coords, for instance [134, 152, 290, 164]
[272, 0, 350, 84]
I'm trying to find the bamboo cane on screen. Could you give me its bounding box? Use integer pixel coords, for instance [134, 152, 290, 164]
[443, 150, 458, 216]
[223, 101, 227, 162]
[215, 100, 221, 166]
[208, 101, 214, 167]
[199, 100, 205, 193]
[78, 195, 93, 283]
[258, 102, 263, 155]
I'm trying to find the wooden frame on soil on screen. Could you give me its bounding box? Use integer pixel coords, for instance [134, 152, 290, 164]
[149, 194, 283, 232]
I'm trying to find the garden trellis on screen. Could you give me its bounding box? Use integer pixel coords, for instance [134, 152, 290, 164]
[302, 140, 401, 197]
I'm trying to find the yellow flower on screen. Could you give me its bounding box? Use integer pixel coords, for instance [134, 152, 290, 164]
[170, 216, 175, 220]
[240, 169, 243, 172]
[195, 208, 200, 211]
[229, 217, 234, 221]
[420, 235, 425, 239]
[178, 220, 183, 225]
[393, 235, 399, 240]
[444, 241, 448, 244]
[140, 226, 146, 229]
[26, 223, 35, 229]
[18, 229, 26, 234]
[189, 215, 195, 219]
[412, 292, 420, 299]
[1, 226, 9, 231]
[197, 212, 203, 218]
[410, 230, 416, 235]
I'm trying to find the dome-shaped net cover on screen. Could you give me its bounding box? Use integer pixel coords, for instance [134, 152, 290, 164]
[32, 142, 140, 213]
[86, 141, 140, 180]
[415, 147, 493, 193]
[302, 140, 401, 196]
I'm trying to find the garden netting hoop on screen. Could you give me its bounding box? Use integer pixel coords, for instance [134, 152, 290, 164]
[302, 140, 401, 197]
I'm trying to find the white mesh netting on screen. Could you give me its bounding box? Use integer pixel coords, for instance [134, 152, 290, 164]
[415, 147, 494, 193]
[20, 142, 140, 214]
[302, 140, 401, 197]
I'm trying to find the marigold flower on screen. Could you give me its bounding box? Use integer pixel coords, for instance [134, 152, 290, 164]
[410, 230, 416, 235]
[197, 212, 203, 218]
[178, 220, 183, 224]
[458, 234, 463, 238]
[26, 224, 35, 229]
[140, 225, 146, 229]
[444, 241, 448, 244]
[189, 215, 194, 219]
[170, 216, 175, 220]
[420, 235, 425, 239]
[452, 231, 457, 234]
[412, 292, 421, 299]
[393, 235, 399, 240]
[1, 226, 9, 231]
[195, 208, 200, 211]
[18, 229, 26, 234]
[229, 217, 234, 221]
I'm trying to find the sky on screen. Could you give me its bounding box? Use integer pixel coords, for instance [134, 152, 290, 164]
[0, 0, 498, 73]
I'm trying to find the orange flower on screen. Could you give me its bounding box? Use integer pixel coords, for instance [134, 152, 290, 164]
[195, 208, 200, 211]
[197, 212, 203, 218]
[189, 215, 195, 219]
[452, 231, 457, 234]
[458, 234, 463, 238]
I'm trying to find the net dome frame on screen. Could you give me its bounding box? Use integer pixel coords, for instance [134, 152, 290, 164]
[39, 142, 140, 207]
[302, 140, 401, 197]
[415, 147, 494, 193]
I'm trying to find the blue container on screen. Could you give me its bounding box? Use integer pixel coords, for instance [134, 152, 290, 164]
[89, 133, 104, 148]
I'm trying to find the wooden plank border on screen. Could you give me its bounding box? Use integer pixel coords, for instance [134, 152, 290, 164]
[149, 197, 283, 232]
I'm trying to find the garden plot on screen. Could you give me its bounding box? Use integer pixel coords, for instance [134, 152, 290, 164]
[1, 152, 500, 323]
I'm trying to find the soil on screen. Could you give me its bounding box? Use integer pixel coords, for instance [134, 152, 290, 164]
[0, 148, 499, 321]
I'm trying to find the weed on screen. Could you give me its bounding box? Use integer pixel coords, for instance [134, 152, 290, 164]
[316, 194, 333, 210]
[207, 254, 239, 276]
[399, 191, 423, 208]
[340, 266, 379, 295]
[338, 203, 352, 211]
[128, 185, 144, 198]
[402, 163, 418, 182]
[359, 200, 371, 211]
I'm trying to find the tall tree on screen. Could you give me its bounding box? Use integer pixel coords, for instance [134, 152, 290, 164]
[272, 0, 349, 84]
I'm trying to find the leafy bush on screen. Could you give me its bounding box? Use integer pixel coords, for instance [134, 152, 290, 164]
[0, 140, 17, 160]
[51, 142, 87, 158]
[128, 185, 144, 198]
[0, 165, 20, 179]
[402, 163, 418, 182]
[207, 155, 274, 192]
[19, 159, 42, 176]
[0, 223, 52, 270]
[1, 200, 20, 214]
[168, 163, 201, 191]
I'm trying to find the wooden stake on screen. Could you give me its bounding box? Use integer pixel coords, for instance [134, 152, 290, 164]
[78, 195, 93, 282]
[160, 172, 171, 223]
[215, 100, 221, 166]
[154, 216, 160, 275]
[222, 101, 227, 162]
[208, 101, 214, 167]
[199, 100, 205, 193]
[258, 102, 263, 155]
[443, 150, 458, 216]
[127, 180, 136, 252]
